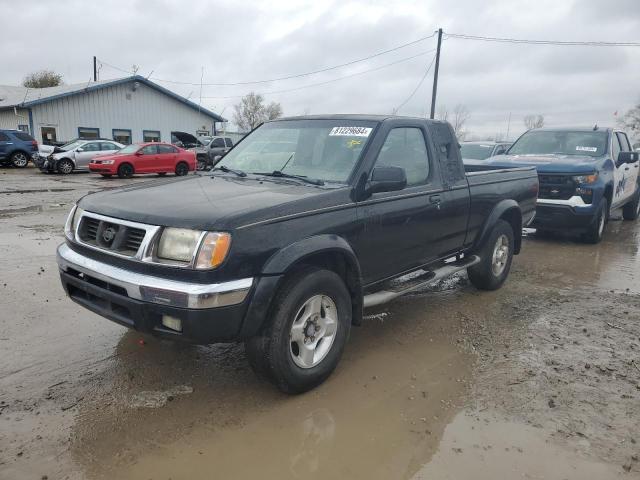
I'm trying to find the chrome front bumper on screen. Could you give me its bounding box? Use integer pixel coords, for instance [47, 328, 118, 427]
[56, 243, 253, 309]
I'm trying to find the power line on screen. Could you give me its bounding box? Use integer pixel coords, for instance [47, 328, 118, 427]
[152, 31, 437, 86]
[200, 49, 436, 99]
[444, 32, 640, 47]
[98, 31, 437, 88]
[395, 53, 437, 113]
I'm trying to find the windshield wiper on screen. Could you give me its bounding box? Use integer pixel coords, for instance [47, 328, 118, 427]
[253, 170, 324, 186]
[211, 165, 247, 177]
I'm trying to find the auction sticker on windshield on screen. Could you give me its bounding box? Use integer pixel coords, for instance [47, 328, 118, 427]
[576, 146, 598, 152]
[329, 127, 372, 137]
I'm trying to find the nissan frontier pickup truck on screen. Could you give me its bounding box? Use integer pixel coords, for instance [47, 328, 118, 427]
[465, 127, 640, 243]
[57, 115, 538, 393]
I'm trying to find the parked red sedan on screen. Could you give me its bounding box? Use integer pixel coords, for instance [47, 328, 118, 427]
[89, 142, 196, 178]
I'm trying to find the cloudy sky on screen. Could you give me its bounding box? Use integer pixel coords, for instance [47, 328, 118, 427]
[2, 0, 640, 138]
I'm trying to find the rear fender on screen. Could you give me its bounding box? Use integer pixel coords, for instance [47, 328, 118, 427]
[473, 199, 522, 254]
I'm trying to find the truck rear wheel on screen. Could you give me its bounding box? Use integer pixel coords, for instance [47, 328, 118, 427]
[622, 187, 640, 221]
[468, 219, 514, 291]
[245, 266, 352, 394]
[581, 198, 608, 244]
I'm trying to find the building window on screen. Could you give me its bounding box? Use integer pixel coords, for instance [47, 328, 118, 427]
[143, 130, 161, 142]
[17, 125, 29, 133]
[112, 129, 132, 145]
[78, 127, 100, 139]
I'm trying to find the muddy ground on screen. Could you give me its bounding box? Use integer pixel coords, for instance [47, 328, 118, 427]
[1, 166, 639, 479]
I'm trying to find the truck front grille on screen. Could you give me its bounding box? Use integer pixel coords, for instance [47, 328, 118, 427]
[78, 216, 149, 257]
[538, 174, 575, 200]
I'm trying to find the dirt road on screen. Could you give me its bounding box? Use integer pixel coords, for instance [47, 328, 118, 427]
[1, 167, 639, 479]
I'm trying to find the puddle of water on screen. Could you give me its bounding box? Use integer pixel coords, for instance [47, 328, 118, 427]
[412, 410, 624, 479]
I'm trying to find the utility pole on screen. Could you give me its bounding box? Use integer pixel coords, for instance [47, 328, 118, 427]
[429, 28, 443, 119]
[506, 112, 512, 140]
[93, 56, 97, 82]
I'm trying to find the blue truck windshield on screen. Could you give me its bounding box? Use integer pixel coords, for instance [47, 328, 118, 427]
[509, 130, 608, 158]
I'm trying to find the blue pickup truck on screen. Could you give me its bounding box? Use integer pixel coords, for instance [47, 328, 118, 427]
[464, 127, 640, 243]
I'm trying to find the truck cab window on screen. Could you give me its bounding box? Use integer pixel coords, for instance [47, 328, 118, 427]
[375, 128, 429, 187]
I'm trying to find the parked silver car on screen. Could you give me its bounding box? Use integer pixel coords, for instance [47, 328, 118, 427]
[41, 140, 124, 174]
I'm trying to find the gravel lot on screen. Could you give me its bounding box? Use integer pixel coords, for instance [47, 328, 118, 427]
[1, 166, 639, 479]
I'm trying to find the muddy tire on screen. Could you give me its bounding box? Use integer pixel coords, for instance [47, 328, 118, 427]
[622, 186, 640, 221]
[245, 267, 352, 394]
[57, 158, 74, 175]
[468, 219, 514, 291]
[117, 163, 134, 179]
[11, 151, 29, 168]
[175, 162, 189, 176]
[581, 198, 608, 244]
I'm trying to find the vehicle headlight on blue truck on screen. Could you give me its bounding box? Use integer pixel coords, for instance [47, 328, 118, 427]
[573, 173, 598, 203]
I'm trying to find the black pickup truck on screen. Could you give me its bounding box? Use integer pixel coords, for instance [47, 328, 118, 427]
[57, 115, 538, 393]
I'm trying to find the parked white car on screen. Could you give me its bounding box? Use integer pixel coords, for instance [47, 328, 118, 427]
[39, 140, 124, 174]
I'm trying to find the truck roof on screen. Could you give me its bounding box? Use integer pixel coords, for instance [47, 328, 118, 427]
[272, 114, 447, 123]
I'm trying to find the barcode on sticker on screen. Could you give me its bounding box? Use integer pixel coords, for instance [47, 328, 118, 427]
[329, 127, 372, 137]
[576, 146, 597, 152]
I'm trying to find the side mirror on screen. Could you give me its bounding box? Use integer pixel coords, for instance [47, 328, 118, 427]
[76, 147, 84, 152]
[617, 151, 639, 166]
[368, 166, 407, 194]
[135, 151, 143, 156]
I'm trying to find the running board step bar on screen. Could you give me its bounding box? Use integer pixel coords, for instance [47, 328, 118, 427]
[363, 255, 481, 308]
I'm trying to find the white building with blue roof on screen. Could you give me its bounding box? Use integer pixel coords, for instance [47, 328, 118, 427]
[0, 76, 225, 145]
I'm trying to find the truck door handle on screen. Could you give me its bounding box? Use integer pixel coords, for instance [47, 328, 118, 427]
[429, 194, 441, 205]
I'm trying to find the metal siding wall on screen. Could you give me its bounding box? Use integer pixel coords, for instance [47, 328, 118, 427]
[29, 82, 216, 144]
[0, 109, 30, 131]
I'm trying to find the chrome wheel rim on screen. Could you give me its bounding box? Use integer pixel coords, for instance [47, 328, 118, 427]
[491, 234, 509, 276]
[59, 161, 73, 174]
[13, 153, 28, 167]
[290, 295, 338, 369]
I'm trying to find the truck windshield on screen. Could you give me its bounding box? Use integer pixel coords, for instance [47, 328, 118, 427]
[461, 143, 495, 160]
[509, 130, 608, 158]
[216, 119, 378, 183]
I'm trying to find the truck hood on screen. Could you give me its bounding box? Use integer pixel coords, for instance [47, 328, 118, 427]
[479, 154, 600, 174]
[77, 174, 345, 231]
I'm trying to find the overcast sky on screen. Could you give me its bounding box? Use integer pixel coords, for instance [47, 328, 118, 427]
[2, 0, 640, 139]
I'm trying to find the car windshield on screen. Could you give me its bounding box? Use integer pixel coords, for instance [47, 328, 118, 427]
[117, 144, 140, 154]
[461, 143, 495, 160]
[61, 140, 84, 151]
[509, 130, 608, 158]
[216, 120, 377, 183]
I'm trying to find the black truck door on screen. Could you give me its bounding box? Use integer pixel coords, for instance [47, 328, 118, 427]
[356, 123, 448, 284]
[427, 123, 470, 257]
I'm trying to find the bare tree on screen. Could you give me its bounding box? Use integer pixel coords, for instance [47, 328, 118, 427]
[437, 104, 470, 140]
[617, 102, 640, 142]
[233, 92, 283, 132]
[524, 114, 545, 130]
[22, 70, 63, 88]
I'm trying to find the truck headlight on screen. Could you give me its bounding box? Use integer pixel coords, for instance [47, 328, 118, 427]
[157, 228, 204, 263]
[573, 174, 598, 184]
[64, 205, 84, 240]
[157, 228, 231, 269]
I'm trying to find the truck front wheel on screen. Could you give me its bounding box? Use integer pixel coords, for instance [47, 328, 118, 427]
[622, 187, 640, 221]
[581, 198, 608, 244]
[245, 267, 352, 394]
[468, 219, 514, 291]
